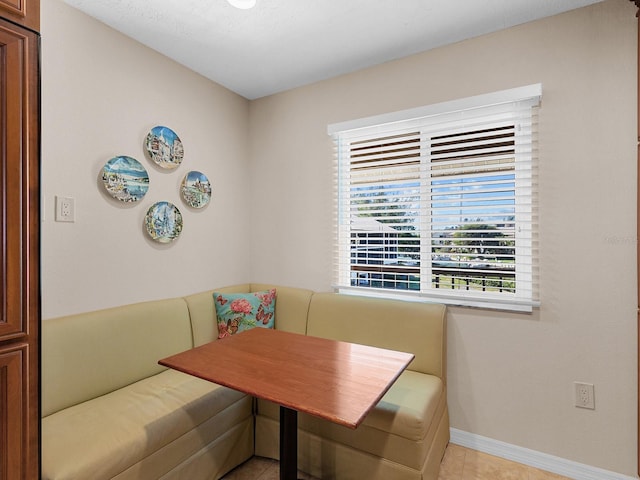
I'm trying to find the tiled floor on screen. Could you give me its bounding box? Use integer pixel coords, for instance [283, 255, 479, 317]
[220, 456, 315, 480]
[221, 444, 572, 480]
[439, 444, 570, 480]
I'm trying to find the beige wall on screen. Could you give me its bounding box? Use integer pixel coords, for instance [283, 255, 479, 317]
[249, 0, 638, 475]
[42, 0, 638, 476]
[42, 0, 252, 318]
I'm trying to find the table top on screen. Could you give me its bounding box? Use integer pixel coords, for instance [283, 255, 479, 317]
[158, 327, 414, 429]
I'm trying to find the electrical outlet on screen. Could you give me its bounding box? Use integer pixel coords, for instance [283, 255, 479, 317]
[55, 196, 75, 223]
[574, 382, 595, 409]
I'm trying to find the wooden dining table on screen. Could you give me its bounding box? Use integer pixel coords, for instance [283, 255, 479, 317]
[159, 327, 414, 480]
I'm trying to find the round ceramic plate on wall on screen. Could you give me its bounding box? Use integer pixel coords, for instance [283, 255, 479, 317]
[101, 155, 149, 203]
[145, 126, 184, 169]
[144, 201, 183, 243]
[180, 170, 211, 208]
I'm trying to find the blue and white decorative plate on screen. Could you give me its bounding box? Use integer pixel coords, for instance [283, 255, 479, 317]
[144, 201, 183, 243]
[145, 126, 184, 169]
[101, 155, 149, 203]
[180, 171, 211, 208]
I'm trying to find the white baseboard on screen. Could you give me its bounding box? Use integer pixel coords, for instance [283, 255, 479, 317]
[450, 428, 637, 480]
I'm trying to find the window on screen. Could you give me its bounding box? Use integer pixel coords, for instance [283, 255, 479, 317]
[329, 85, 541, 312]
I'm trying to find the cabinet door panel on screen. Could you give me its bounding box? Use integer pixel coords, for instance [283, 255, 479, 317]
[0, 0, 23, 15]
[0, 345, 26, 479]
[0, 0, 39, 32]
[0, 17, 39, 480]
[0, 23, 36, 342]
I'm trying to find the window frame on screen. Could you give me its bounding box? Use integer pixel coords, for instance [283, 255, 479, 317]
[329, 85, 541, 312]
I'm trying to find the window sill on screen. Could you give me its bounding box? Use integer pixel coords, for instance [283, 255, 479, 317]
[334, 285, 539, 313]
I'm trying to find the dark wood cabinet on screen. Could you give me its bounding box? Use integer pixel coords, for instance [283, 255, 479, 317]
[0, 3, 40, 478]
[0, 345, 29, 479]
[0, 0, 38, 32]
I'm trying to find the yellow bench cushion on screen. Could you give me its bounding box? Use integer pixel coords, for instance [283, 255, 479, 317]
[256, 370, 446, 470]
[42, 369, 251, 480]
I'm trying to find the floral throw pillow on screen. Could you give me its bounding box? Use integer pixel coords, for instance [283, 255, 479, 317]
[214, 289, 276, 339]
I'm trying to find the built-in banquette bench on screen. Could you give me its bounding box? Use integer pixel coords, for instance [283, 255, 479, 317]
[41, 284, 449, 480]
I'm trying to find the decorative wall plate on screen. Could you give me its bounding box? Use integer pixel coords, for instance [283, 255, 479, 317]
[145, 126, 184, 169]
[144, 201, 183, 243]
[180, 171, 211, 208]
[101, 155, 149, 203]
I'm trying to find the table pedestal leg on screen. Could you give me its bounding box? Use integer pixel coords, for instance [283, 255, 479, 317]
[280, 406, 298, 480]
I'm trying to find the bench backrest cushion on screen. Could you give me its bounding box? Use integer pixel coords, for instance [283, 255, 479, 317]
[41, 298, 193, 417]
[306, 293, 447, 379]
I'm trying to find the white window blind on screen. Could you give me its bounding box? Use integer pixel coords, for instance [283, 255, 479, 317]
[329, 85, 541, 312]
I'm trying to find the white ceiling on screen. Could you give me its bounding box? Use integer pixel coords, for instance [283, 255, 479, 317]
[63, 0, 603, 100]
